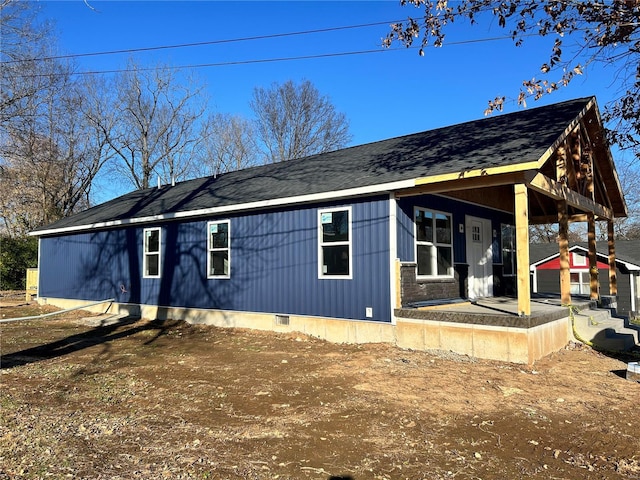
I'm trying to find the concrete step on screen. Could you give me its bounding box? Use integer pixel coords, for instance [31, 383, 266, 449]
[572, 308, 639, 352]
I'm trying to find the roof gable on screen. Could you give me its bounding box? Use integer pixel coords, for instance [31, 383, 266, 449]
[530, 240, 640, 270]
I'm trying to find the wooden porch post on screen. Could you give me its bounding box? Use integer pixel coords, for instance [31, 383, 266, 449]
[515, 184, 531, 316]
[587, 213, 599, 301]
[558, 200, 571, 305]
[608, 220, 618, 296]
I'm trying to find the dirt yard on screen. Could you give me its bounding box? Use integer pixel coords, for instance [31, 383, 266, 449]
[1, 297, 640, 480]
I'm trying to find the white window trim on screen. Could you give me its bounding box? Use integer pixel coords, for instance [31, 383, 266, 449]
[318, 206, 353, 280]
[143, 227, 161, 279]
[570, 270, 590, 295]
[414, 207, 454, 279]
[207, 220, 231, 279]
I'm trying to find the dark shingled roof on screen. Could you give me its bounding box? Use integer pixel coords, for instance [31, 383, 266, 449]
[530, 240, 640, 269]
[34, 97, 594, 234]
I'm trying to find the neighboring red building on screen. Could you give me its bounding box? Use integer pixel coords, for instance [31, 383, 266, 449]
[530, 242, 640, 319]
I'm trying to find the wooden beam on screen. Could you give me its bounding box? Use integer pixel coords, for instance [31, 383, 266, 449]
[414, 162, 538, 187]
[567, 129, 580, 190]
[525, 172, 613, 220]
[530, 215, 563, 225]
[558, 200, 571, 305]
[608, 220, 618, 296]
[529, 213, 601, 225]
[556, 143, 567, 183]
[588, 213, 599, 301]
[577, 121, 597, 200]
[515, 184, 531, 316]
[441, 187, 514, 213]
[398, 171, 529, 198]
[535, 97, 595, 170]
[566, 214, 594, 224]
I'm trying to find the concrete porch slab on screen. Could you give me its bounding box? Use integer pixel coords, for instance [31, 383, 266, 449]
[395, 295, 593, 329]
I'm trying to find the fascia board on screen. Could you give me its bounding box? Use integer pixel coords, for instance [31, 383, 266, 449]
[30, 178, 416, 237]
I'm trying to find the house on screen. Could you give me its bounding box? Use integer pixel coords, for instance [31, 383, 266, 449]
[30, 97, 628, 363]
[530, 241, 640, 319]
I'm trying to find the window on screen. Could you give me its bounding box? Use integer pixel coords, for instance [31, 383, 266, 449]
[472, 224, 482, 243]
[208, 221, 230, 278]
[572, 252, 587, 267]
[570, 272, 590, 295]
[414, 208, 453, 277]
[143, 227, 161, 278]
[319, 207, 351, 278]
[501, 224, 516, 276]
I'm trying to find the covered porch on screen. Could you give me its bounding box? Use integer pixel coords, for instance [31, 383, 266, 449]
[394, 98, 628, 319]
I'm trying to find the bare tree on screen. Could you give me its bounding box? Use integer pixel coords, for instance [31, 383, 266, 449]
[94, 61, 206, 190]
[0, 66, 110, 236]
[0, 1, 108, 236]
[196, 113, 259, 177]
[611, 156, 640, 240]
[529, 225, 558, 245]
[250, 80, 352, 163]
[0, 1, 54, 124]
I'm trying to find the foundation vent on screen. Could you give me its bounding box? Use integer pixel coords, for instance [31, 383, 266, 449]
[275, 314, 290, 326]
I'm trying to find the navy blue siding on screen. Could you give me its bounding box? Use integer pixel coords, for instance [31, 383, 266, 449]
[396, 194, 514, 264]
[39, 196, 391, 322]
[39, 229, 143, 304]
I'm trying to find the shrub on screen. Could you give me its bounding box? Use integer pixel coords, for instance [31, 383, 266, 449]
[0, 235, 38, 290]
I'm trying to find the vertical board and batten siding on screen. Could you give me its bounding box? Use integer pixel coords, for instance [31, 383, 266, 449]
[395, 194, 514, 264]
[39, 195, 392, 322]
[39, 228, 144, 305]
[616, 266, 634, 318]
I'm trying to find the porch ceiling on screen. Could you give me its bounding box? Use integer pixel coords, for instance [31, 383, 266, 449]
[397, 172, 615, 224]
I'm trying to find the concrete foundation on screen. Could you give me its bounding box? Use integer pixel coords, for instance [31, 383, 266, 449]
[395, 316, 571, 364]
[38, 296, 573, 365]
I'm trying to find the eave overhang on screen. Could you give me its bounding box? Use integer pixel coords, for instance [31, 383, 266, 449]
[30, 178, 417, 237]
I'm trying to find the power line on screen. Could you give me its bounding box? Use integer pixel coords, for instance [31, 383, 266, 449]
[77, 47, 406, 76]
[7, 4, 635, 68]
[2, 20, 404, 64]
[18, 35, 523, 78]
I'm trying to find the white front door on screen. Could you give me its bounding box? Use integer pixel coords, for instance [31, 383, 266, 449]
[466, 216, 493, 299]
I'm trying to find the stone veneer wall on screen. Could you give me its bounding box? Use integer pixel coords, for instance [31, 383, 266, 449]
[400, 262, 468, 305]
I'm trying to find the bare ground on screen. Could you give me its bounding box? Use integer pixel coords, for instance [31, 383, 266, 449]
[1, 297, 640, 480]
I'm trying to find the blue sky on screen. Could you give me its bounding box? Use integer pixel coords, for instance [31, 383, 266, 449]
[37, 1, 617, 200]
